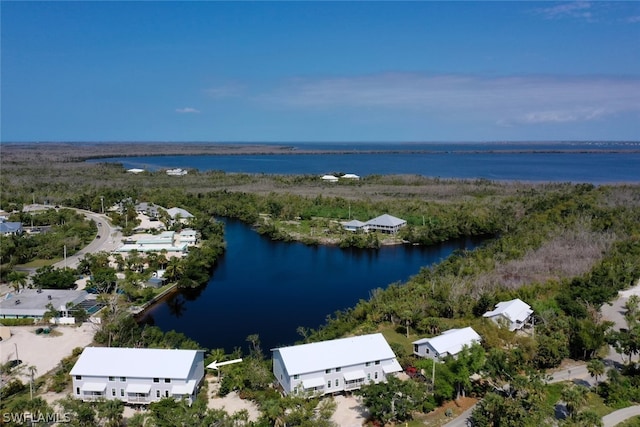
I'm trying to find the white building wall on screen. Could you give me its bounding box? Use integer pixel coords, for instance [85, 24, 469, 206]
[279, 359, 394, 396]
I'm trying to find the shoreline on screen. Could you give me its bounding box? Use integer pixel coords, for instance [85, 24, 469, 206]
[2, 141, 640, 164]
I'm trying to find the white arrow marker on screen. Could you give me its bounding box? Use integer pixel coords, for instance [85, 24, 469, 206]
[206, 358, 243, 370]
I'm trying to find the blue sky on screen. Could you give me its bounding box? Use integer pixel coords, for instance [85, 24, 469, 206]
[2, 1, 639, 142]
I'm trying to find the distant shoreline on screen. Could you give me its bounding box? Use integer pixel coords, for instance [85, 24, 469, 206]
[3, 141, 640, 164]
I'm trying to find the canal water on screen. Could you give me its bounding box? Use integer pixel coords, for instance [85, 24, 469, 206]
[138, 218, 483, 352]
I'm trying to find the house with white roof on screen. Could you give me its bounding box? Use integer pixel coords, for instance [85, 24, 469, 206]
[272, 333, 402, 396]
[114, 231, 188, 255]
[342, 219, 367, 232]
[165, 207, 194, 224]
[365, 214, 407, 234]
[321, 175, 339, 183]
[412, 327, 481, 361]
[483, 298, 534, 331]
[341, 173, 360, 180]
[70, 347, 205, 405]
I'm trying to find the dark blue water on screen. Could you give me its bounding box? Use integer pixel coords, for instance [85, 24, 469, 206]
[139, 219, 483, 352]
[89, 141, 640, 184]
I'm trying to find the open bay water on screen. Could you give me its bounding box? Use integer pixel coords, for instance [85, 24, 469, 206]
[89, 141, 640, 184]
[139, 219, 484, 352]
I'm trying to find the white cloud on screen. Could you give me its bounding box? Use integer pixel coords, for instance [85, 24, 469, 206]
[257, 73, 640, 127]
[205, 83, 245, 99]
[533, 1, 593, 21]
[175, 107, 200, 114]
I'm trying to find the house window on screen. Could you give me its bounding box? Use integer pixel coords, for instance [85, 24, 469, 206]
[109, 376, 115, 381]
[75, 375, 82, 380]
[120, 377, 126, 382]
[413, 344, 419, 353]
[76, 387, 80, 395]
[293, 374, 299, 380]
[165, 390, 169, 397]
[325, 369, 331, 374]
[426, 348, 430, 354]
[157, 390, 160, 398]
[327, 381, 331, 388]
[367, 373, 371, 381]
[153, 378, 159, 383]
[120, 389, 124, 397]
[365, 362, 371, 367]
[336, 367, 341, 372]
[164, 378, 171, 383]
[375, 361, 380, 365]
[335, 379, 339, 387]
[374, 372, 378, 379]
[112, 388, 116, 396]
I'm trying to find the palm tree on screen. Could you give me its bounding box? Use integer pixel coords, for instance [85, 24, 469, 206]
[28, 365, 37, 400]
[7, 270, 28, 293]
[587, 359, 606, 387]
[561, 384, 588, 418]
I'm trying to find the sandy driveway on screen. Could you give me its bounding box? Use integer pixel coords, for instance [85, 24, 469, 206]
[0, 323, 97, 382]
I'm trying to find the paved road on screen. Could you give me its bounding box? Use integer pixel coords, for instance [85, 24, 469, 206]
[602, 405, 640, 427]
[49, 208, 122, 270]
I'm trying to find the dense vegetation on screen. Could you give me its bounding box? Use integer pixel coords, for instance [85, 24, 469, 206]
[2, 144, 640, 426]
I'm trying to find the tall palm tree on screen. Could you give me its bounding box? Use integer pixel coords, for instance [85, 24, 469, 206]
[587, 359, 606, 385]
[7, 271, 28, 293]
[28, 365, 38, 400]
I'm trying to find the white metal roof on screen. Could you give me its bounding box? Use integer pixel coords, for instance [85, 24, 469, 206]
[341, 173, 360, 179]
[70, 347, 203, 379]
[483, 299, 533, 323]
[321, 175, 339, 181]
[413, 327, 481, 356]
[366, 214, 406, 227]
[343, 220, 366, 227]
[166, 207, 194, 218]
[272, 333, 398, 376]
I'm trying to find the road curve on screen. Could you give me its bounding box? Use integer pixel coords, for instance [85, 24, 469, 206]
[602, 405, 640, 427]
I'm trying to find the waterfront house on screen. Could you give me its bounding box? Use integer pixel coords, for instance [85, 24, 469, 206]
[483, 298, 534, 331]
[165, 207, 194, 224]
[412, 327, 481, 361]
[272, 333, 403, 396]
[114, 231, 188, 255]
[70, 347, 205, 405]
[365, 214, 407, 234]
[342, 219, 367, 232]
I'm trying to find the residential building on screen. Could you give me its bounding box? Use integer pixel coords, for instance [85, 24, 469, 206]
[0, 289, 90, 322]
[342, 220, 367, 232]
[341, 173, 360, 180]
[412, 327, 481, 361]
[114, 231, 188, 255]
[0, 221, 23, 236]
[272, 333, 403, 396]
[70, 347, 205, 405]
[321, 175, 339, 182]
[365, 214, 407, 234]
[483, 298, 534, 331]
[165, 207, 194, 224]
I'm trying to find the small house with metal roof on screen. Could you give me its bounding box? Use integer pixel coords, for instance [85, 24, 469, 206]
[412, 327, 481, 361]
[483, 298, 533, 331]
